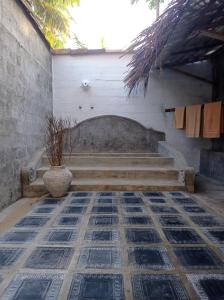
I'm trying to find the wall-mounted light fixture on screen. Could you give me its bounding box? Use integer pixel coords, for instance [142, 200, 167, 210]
[81, 79, 91, 90]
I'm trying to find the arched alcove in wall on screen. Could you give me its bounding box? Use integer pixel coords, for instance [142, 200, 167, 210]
[64, 115, 165, 153]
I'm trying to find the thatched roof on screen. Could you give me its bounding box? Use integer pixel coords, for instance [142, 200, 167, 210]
[125, 0, 224, 93]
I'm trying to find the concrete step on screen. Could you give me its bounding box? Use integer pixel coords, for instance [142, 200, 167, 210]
[44, 153, 163, 157]
[42, 156, 174, 166]
[36, 167, 179, 180]
[23, 178, 185, 197]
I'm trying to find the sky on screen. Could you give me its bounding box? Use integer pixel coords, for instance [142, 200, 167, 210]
[68, 0, 170, 50]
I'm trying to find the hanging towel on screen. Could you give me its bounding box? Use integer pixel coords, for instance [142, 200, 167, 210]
[186, 104, 202, 138]
[221, 103, 224, 134]
[203, 101, 222, 138]
[174, 106, 186, 129]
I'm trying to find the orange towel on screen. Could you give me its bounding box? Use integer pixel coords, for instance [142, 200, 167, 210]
[186, 104, 202, 138]
[174, 106, 185, 129]
[221, 104, 224, 134]
[203, 101, 222, 138]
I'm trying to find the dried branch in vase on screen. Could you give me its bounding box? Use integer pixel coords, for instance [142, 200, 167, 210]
[45, 115, 75, 166]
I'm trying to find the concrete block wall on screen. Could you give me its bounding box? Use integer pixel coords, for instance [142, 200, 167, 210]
[200, 150, 224, 181]
[0, 0, 53, 209]
[53, 54, 212, 170]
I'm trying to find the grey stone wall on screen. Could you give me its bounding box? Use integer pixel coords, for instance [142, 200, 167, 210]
[0, 0, 52, 209]
[200, 150, 224, 182]
[200, 54, 224, 180]
[64, 115, 165, 153]
[211, 53, 224, 153]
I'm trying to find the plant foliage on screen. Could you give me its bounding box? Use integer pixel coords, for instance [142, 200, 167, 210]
[131, 0, 164, 17]
[25, 0, 80, 48]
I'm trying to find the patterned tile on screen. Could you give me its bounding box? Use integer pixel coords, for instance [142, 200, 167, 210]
[55, 216, 80, 226]
[173, 197, 196, 205]
[43, 229, 77, 244]
[143, 192, 164, 197]
[95, 198, 117, 205]
[88, 216, 119, 226]
[146, 198, 167, 204]
[122, 198, 144, 205]
[41, 198, 64, 205]
[125, 228, 161, 244]
[15, 216, 49, 228]
[123, 207, 145, 214]
[132, 274, 189, 300]
[72, 192, 92, 197]
[62, 206, 87, 214]
[2, 273, 64, 300]
[121, 192, 139, 197]
[31, 206, 56, 214]
[67, 273, 124, 300]
[0, 231, 38, 244]
[78, 247, 121, 268]
[91, 206, 118, 214]
[159, 215, 189, 227]
[169, 192, 185, 197]
[85, 230, 119, 243]
[150, 205, 179, 214]
[97, 192, 116, 197]
[25, 247, 74, 269]
[174, 247, 223, 269]
[70, 198, 91, 205]
[2, 189, 224, 299]
[124, 216, 152, 225]
[203, 229, 224, 244]
[163, 228, 204, 244]
[183, 206, 207, 214]
[128, 247, 173, 269]
[190, 215, 223, 227]
[188, 274, 224, 300]
[0, 248, 24, 268]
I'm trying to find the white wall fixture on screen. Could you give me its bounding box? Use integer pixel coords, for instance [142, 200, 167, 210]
[81, 79, 90, 90]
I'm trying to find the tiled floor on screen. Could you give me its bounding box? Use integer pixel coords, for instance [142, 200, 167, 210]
[0, 191, 224, 299]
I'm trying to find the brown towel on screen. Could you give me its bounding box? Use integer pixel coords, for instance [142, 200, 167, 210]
[203, 101, 222, 138]
[221, 104, 224, 134]
[186, 104, 202, 138]
[174, 106, 185, 129]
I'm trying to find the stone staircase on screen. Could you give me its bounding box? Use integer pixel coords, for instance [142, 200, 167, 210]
[22, 153, 192, 197]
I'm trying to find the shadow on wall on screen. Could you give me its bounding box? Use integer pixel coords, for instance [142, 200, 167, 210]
[64, 115, 165, 153]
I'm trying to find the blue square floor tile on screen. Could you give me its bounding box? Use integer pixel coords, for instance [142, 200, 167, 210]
[174, 247, 223, 269]
[25, 247, 74, 269]
[126, 228, 161, 244]
[78, 247, 121, 269]
[2, 273, 64, 300]
[188, 274, 224, 300]
[43, 229, 77, 244]
[128, 247, 173, 269]
[15, 216, 49, 228]
[132, 274, 189, 300]
[0, 248, 24, 268]
[0, 231, 38, 244]
[67, 273, 124, 300]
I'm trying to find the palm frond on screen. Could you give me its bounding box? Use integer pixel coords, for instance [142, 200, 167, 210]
[26, 0, 78, 48]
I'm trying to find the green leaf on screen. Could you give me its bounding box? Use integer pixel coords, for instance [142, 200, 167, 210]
[28, 0, 79, 48]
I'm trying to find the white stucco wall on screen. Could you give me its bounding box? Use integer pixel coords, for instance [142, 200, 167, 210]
[53, 53, 212, 170]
